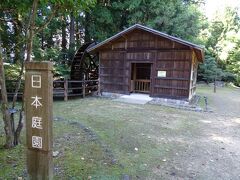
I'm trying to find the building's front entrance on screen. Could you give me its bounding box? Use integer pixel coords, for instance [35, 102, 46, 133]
[130, 63, 151, 93]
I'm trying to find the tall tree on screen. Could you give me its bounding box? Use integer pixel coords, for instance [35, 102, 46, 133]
[0, 0, 96, 148]
[26, 0, 39, 62]
[69, 12, 75, 61]
[226, 40, 240, 86]
[198, 53, 225, 83]
[199, 7, 240, 85]
[83, 0, 205, 42]
[61, 16, 67, 61]
[205, 7, 240, 61]
[0, 37, 14, 148]
[124, 0, 205, 41]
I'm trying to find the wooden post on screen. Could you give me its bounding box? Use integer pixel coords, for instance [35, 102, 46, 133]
[214, 78, 216, 93]
[25, 62, 53, 180]
[64, 77, 68, 101]
[82, 79, 85, 98]
[97, 78, 101, 96]
[204, 96, 208, 111]
[133, 63, 136, 92]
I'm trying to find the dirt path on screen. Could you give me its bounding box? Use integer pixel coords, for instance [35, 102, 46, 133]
[199, 86, 240, 117]
[152, 86, 240, 179]
[154, 113, 240, 179]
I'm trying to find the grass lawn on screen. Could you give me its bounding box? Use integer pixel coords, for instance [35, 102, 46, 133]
[0, 85, 240, 179]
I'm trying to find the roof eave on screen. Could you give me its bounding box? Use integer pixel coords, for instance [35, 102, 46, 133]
[87, 24, 205, 62]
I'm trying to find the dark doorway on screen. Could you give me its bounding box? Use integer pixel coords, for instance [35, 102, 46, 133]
[131, 63, 151, 93]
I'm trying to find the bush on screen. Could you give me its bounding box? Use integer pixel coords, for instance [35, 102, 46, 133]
[53, 64, 70, 78]
[222, 71, 236, 83]
[234, 75, 240, 87]
[198, 54, 225, 83]
[4, 64, 24, 92]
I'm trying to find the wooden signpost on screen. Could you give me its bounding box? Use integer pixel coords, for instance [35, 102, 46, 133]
[25, 62, 53, 179]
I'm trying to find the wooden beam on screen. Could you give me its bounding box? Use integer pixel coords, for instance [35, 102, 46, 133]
[64, 78, 68, 101]
[154, 85, 188, 90]
[25, 62, 53, 179]
[155, 77, 189, 81]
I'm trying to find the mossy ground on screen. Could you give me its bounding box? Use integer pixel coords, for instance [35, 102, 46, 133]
[0, 85, 240, 179]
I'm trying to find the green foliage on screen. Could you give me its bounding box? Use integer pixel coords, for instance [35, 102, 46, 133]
[126, 0, 205, 41]
[0, 0, 96, 71]
[226, 41, 240, 86]
[85, 0, 205, 42]
[198, 7, 240, 85]
[82, 1, 121, 42]
[205, 8, 240, 61]
[53, 64, 70, 78]
[198, 54, 220, 83]
[4, 64, 21, 80]
[32, 41, 70, 77]
[4, 64, 24, 92]
[198, 53, 234, 83]
[1, 0, 239, 86]
[221, 71, 236, 83]
[38, 0, 96, 13]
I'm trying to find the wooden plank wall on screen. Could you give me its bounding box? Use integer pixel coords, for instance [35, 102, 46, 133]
[189, 51, 198, 99]
[153, 50, 192, 99]
[99, 51, 130, 94]
[98, 29, 194, 99]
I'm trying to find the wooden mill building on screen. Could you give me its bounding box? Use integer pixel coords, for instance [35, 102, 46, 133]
[88, 24, 204, 100]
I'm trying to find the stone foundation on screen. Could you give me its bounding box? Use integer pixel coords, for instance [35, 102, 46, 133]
[101, 92, 124, 99]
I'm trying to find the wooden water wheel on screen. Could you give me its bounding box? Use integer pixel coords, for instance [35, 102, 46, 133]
[70, 42, 99, 93]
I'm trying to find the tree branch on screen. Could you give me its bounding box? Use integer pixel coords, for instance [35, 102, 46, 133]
[0, 17, 17, 25]
[0, 8, 15, 13]
[35, 6, 58, 34]
[26, 0, 39, 62]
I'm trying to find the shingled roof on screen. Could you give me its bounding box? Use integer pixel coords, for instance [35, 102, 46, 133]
[87, 24, 204, 62]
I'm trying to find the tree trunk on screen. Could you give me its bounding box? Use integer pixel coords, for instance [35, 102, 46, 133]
[26, 0, 39, 62]
[13, 17, 21, 64]
[69, 12, 75, 48]
[11, 57, 24, 146]
[69, 12, 75, 61]
[84, 12, 91, 43]
[46, 32, 54, 48]
[61, 16, 67, 62]
[41, 30, 44, 49]
[14, 110, 24, 145]
[2, 0, 40, 148]
[76, 17, 81, 46]
[0, 38, 14, 148]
